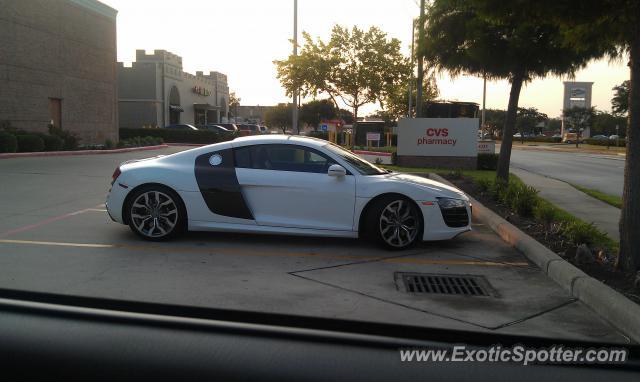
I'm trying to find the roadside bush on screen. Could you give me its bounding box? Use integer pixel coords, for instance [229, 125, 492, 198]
[16, 134, 45, 152]
[476, 177, 492, 193]
[0, 131, 18, 153]
[40, 134, 63, 151]
[48, 125, 79, 150]
[534, 202, 556, 229]
[104, 139, 115, 150]
[117, 136, 164, 148]
[119, 128, 235, 144]
[477, 153, 499, 170]
[562, 221, 601, 246]
[584, 138, 626, 147]
[308, 130, 329, 140]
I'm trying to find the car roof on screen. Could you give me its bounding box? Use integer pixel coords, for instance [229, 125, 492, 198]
[231, 134, 327, 148]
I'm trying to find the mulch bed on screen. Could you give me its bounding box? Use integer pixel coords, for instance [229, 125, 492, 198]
[443, 173, 640, 304]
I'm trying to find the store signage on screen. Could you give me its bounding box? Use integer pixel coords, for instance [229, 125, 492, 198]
[477, 140, 496, 154]
[397, 118, 478, 157]
[192, 86, 211, 96]
[366, 132, 381, 141]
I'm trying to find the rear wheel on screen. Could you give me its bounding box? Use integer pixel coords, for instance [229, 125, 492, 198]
[126, 185, 186, 241]
[365, 196, 422, 250]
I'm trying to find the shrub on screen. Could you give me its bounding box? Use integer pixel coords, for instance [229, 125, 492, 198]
[308, 130, 329, 140]
[40, 134, 63, 151]
[477, 153, 499, 170]
[476, 177, 492, 192]
[584, 138, 626, 147]
[119, 127, 235, 144]
[104, 139, 115, 150]
[48, 125, 79, 150]
[534, 202, 556, 228]
[0, 131, 18, 153]
[562, 221, 601, 246]
[117, 136, 165, 148]
[16, 134, 45, 152]
[510, 183, 539, 217]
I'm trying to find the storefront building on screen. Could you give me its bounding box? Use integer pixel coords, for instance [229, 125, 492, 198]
[0, 0, 118, 144]
[118, 50, 229, 128]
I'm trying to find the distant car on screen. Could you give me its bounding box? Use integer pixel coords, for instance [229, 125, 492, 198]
[513, 133, 522, 138]
[591, 135, 608, 140]
[258, 126, 269, 134]
[552, 134, 562, 138]
[609, 135, 620, 140]
[164, 124, 198, 131]
[237, 124, 261, 136]
[216, 123, 239, 132]
[203, 124, 233, 134]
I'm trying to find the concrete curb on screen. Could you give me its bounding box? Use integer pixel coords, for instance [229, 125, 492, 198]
[429, 172, 640, 343]
[0, 144, 169, 159]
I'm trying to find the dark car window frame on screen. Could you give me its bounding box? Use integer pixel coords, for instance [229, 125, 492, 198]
[234, 144, 351, 175]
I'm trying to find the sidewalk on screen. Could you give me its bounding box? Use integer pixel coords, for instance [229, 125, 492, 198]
[510, 167, 621, 241]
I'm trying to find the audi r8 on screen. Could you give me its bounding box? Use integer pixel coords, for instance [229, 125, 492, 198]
[106, 135, 472, 249]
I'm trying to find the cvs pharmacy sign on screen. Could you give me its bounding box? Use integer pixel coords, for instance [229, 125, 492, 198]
[397, 118, 478, 157]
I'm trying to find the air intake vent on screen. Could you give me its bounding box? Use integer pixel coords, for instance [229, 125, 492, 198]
[439, 206, 469, 227]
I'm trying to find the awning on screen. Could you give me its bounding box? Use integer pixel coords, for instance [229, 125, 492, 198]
[169, 105, 184, 112]
[193, 103, 221, 111]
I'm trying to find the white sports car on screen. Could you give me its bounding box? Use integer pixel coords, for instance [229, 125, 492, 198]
[106, 135, 472, 249]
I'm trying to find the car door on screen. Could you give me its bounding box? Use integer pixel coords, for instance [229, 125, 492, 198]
[234, 144, 356, 231]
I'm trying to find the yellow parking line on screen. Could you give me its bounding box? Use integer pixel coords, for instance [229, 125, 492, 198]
[0, 239, 529, 267]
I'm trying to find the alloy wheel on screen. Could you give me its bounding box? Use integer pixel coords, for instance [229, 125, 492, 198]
[130, 191, 178, 238]
[379, 199, 419, 248]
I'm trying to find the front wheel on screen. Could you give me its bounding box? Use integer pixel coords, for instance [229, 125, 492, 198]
[365, 196, 422, 250]
[126, 185, 186, 241]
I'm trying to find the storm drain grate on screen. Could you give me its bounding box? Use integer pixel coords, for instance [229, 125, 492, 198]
[397, 273, 492, 297]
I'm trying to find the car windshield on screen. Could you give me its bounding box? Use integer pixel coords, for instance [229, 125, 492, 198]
[1, 0, 638, 369]
[323, 143, 388, 175]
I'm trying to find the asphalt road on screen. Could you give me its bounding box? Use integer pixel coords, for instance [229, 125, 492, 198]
[509, 148, 625, 197]
[0, 147, 630, 343]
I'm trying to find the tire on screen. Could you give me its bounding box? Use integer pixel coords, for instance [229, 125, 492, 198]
[364, 195, 422, 250]
[126, 185, 187, 241]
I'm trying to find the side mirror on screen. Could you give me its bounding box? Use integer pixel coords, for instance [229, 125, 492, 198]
[328, 164, 346, 177]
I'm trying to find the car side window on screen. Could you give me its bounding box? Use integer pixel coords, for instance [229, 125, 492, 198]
[233, 144, 335, 174]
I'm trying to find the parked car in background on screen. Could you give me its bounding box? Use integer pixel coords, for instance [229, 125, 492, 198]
[609, 135, 620, 140]
[202, 124, 234, 134]
[164, 124, 199, 131]
[237, 124, 261, 136]
[259, 125, 269, 134]
[591, 135, 609, 140]
[216, 123, 239, 132]
[513, 133, 522, 138]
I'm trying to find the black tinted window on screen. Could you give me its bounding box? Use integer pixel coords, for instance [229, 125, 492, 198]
[233, 144, 335, 173]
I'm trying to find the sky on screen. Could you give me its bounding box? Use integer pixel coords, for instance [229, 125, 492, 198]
[101, 0, 630, 118]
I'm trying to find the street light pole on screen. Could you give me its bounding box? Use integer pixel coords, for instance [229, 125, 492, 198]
[407, 19, 415, 118]
[481, 71, 486, 139]
[415, 0, 425, 118]
[292, 0, 299, 134]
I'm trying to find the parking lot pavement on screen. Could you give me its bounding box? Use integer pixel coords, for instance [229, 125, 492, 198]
[0, 147, 631, 343]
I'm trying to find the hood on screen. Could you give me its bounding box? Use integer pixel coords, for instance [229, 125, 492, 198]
[384, 172, 469, 200]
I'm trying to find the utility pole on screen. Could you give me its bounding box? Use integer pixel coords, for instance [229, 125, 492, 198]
[407, 19, 416, 118]
[481, 71, 486, 139]
[292, 0, 299, 134]
[415, 0, 425, 118]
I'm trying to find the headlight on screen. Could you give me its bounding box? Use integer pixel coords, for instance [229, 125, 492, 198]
[436, 197, 466, 209]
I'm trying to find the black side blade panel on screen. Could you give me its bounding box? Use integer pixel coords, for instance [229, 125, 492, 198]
[194, 149, 254, 220]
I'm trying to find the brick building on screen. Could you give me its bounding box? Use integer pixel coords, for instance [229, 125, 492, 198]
[118, 50, 230, 128]
[0, 0, 118, 144]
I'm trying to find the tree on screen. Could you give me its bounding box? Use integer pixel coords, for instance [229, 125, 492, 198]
[264, 103, 293, 133]
[299, 99, 337, 129]
[381, 71, 439, 120]
[563, 106, 595, 148]
[612, 80, 629, 116]
[534, 0, 640, 272]
[515, 107, 548, 142]
[421, 0, 600, 182]
[592, 110, 627, 137]
[275, 25, 411, 147]
[229, 92, 240, 118]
